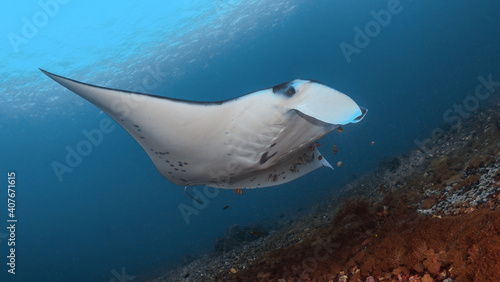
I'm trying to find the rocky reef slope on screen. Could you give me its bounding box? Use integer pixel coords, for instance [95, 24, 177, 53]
[150, 100, 500, 282]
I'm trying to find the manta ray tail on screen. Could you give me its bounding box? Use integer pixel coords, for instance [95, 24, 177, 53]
[184, 186, 204, 204]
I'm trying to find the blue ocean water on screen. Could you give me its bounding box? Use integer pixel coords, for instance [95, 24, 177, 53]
[1, 0, 500, 281]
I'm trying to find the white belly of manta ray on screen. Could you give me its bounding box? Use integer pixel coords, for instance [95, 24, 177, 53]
[40, 69, 367, 189]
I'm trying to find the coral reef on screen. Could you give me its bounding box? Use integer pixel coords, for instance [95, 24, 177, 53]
[232, 193, 499, 281]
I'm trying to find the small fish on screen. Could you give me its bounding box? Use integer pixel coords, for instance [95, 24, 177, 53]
[370, 141, 375, 146]
[337, 126, 343, 132]
[337, 161, 343, 167]
[234, 188, 243, 195]
[250, 231, 267, 237]
[333, 145, 338, 154]
[315, 142, 321, 147]
[223, 205, 230, 210]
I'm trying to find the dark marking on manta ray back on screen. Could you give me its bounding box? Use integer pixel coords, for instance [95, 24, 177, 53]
[272, 81, 296, 97]
[260, 151, 278, 165]
[272, 81, 291, 93]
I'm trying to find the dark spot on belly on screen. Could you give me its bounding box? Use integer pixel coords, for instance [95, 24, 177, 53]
[133, 124, 139, 128]
[270, 143, 277, 148]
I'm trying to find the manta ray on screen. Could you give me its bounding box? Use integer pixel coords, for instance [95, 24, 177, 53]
[41, 69, 366, 189]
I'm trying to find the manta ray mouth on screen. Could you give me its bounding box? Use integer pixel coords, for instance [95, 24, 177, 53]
[352, 108, 368, 123]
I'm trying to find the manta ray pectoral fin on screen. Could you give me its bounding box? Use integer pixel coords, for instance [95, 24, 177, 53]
[39, 68, 231, 187]
[293, 82, 366, 125]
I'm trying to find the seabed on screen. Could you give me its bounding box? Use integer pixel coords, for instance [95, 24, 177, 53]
[149, 99, 500, 282]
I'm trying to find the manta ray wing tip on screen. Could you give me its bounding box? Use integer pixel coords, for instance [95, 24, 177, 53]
[39, 68, 52, 77]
